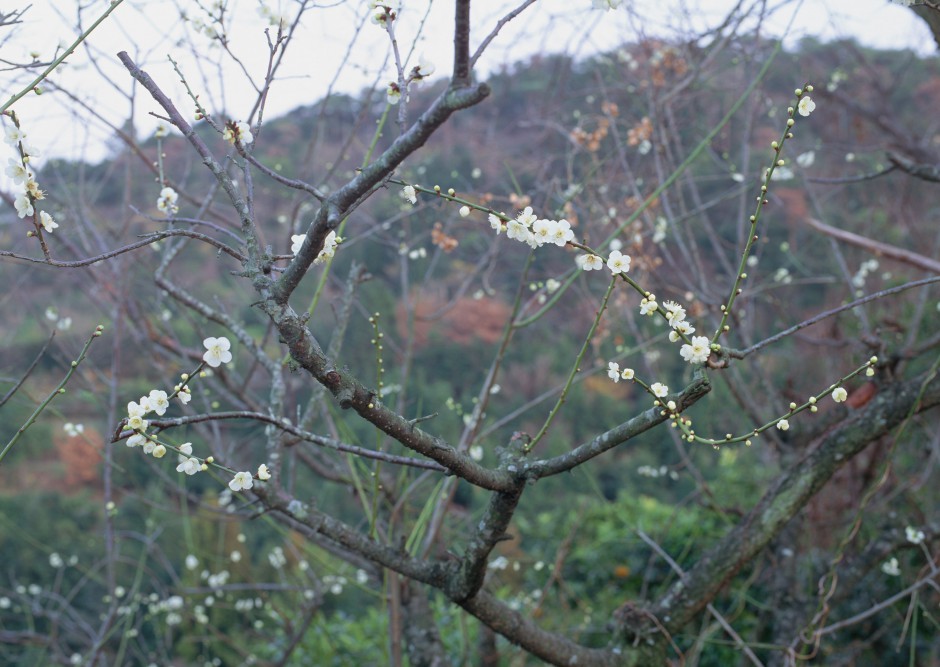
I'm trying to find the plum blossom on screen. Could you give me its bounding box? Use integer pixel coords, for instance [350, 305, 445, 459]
[176, 385, 192, 404]
[639, 296, 658, 316]
[203, 336, 233, 368]
[4, 125, 26, 146]
[412, 54, 435, 81]
[607, 362, 621, 382]
[881, 557, 900, 576]
[679, 336, 711, 365]
[650, 382, 669, 398]
[489, 213, 505, 234]
[223, 120, 253, 146]
[148, 390, 169, 416]
[177, 457, 201, 475]
[127, 400, 150, 432]
[156, 187, 179, 216]
[386, 82, 402, 105]
[506, 217, 533, 244]
[621, 368, 635, 380]
[549, 219, 574, 247]
[6, 158, 30, 184]
[664, 302, 687, 327]
[257, 464, 271, 481]
[400, 185, 417, 205]
[669, 320, 696, 342]
[832, 387, 847, 403]
[313, 230, 340, 264]
[576, 254, 603, 271]
[14, 193, 33, 218]
[606, 250, 631, 274]
[39, 211, 58, 233]
[797, 96, 816, 117]
[776, 419, 790, 431]
[229, 471, 254, 492]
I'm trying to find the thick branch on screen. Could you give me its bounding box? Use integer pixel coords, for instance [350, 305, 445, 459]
[258, 298, 515, 491]
[649, 369, 940, 632]
[524, 375, 711, 478]
[274, 83, 489, 303]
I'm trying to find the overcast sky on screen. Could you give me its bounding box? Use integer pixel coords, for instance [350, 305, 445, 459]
[1, 0, 933, 163]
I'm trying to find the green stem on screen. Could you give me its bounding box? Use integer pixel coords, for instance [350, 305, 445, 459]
[2, 0, 127, 114]
[526, 277, 617, 453]
[713, 82, 812, 344]
[0, 326, 103, 465]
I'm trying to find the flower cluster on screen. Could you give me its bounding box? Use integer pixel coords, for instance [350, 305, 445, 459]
[491, 206, 575, 249]
[120, 336, 272, 493]
[156, 186, 179, 216]
[370, 0, 395, 27]
[5, 122, 58, 230]
[125, 389, 174, 455]
[290, 229, 341, 263]
[222, 120, 253, 146]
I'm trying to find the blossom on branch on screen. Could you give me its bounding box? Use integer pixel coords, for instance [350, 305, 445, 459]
[229, 471, 254, 491]
[14, 193, 33, 218]
[39, 211, 58, 233]
[679, 336, 711, 365]
[156, 187, 179, 216]
[576, 254, 603, 271]
[203, 336, 233, 368]
[607, 362, 621, 382]
[177, 457, 201, 476]
[5, 158, 30, 184]
[223, 120, 253, 146]
[639, 295, 658, 316]
[797, 96, 816, 117]
[606, 250, 631, 274]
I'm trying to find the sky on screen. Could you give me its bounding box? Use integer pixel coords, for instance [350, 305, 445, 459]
[0, 0, 933, 164]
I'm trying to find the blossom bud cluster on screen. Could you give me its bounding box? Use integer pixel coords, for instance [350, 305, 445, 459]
[370, 0, 396, 28]
[5, 123, 58, 232]
[387, 56, 435, 105]
[223, 120, 253, 147]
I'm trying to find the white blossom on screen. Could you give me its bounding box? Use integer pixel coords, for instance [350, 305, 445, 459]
[203, 336, 233, 368]
[229, 471, 254, 491]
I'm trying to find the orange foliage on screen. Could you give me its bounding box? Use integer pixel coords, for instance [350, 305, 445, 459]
[398, 294, 511, 347]
[55, 429, 101, 490]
